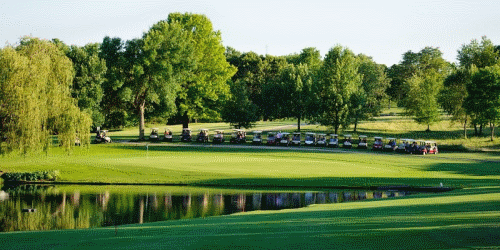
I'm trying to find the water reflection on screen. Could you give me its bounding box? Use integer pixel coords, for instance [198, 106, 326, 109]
[0, 185, 409, 232]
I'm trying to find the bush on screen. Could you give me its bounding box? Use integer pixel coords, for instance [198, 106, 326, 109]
[1, 170, 60, 182]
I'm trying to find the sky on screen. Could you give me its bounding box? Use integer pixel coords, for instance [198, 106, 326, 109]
[1, 0, 499, 66]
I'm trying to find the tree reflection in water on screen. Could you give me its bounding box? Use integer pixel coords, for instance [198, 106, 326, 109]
[0, 185, 408, 232]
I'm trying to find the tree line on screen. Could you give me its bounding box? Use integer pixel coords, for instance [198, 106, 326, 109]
[1, 13, 500, 155]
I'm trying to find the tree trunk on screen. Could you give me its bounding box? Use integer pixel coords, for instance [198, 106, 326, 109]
[297, 114, 301, 132]
[353, 116, 358, 133]
[139, 101, 145, 141]
[480, 124, 483, 135]
[334, 125, 339, 135]
[463, 117, 467, 139]
[491, 122, 495, 141]
[474, 123, 478, 136]
[426, 124, 430, 132]
[182, 112, 189, 129]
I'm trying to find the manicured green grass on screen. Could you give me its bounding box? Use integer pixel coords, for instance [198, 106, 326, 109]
[1, 144, 499, 188]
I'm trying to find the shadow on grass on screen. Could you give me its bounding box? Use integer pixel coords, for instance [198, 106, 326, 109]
[426, 161, 500, 176]
[189, 176, 499, 189]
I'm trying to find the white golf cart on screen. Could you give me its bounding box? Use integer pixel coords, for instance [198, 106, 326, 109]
[149, 128, 159, 142]
[342, 134, 353, 149]
[279, 132, 291, 146]
[357, 135, 368, 149]
[291, 132, 301, 146]
[328, 134, 339, 148]
[252, 131, 263, 145]
[396, 139, 409, 153]
[230, 129, 246, 144]
[384, 137, 397, 152]
[316, 133, 327, 147]
[304, 132, 317, 146]
[94, 129, 112, 143]
[181, 128, 192, 142]
[212, 130, 225, 144]
[163, 128, 173, 142]
[197, 129, 209, 143]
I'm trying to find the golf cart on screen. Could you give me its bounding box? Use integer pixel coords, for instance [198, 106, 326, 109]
[266, 132, 277, 146]
[94, 129, 112, 143]
[316, 133, 327, 147]
[230, 129, 246, 144]
[372, 137, 383, 151]
[396, 139, 409, 153]
[304, 132, 317, 146]
[357, 135, 368, 149]
[252, 131, 263, 145]
[328, 134, 339, 148]
[181, 128, 192, 142]
[291, 132, 301, 146]
[197, 129, 209, 143]
[384, 138, 397, 152]
[342, 135, 353, 149]
[212, 130, 225, 144]
[406, 139, 418, 154]
[163, 128, 173, 142]
[417, 141, 438, 155]
[149, 128, 159, 142]
[279, 132, 291, 146]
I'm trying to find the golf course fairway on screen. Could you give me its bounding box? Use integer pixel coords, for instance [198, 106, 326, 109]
[0, 144, 499, 249]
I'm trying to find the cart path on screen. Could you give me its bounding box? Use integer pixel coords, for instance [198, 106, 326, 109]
[114, 140, 500, 163]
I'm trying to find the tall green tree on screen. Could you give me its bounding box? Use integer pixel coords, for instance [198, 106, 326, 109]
[400, 47, 449, 131]
[123, 20, 196, 140]
[259, 55, 290, 120]
[0, 37, 91, 154]
[465, 64, 500, 141]
[279, 63, 315, 131]
[349, 54, 390, 132]
[458, 36, 499, 69]
[167, 13, 236, 128]
[439, 67, 474, 138]
[455, 36, 500, 135]
[99, 36, 130, 129]
[65, 43, 107, 128]
[316, 46, 362, 134]
[221, 80, 259, 129]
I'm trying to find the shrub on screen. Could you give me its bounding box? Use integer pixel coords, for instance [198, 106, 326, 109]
[1, 170, 60, 182]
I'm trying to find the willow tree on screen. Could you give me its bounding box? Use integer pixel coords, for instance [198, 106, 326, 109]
[0, 37, 91, 154]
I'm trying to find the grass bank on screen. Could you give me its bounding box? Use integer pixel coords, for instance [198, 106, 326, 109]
[0, 186, 498, 249]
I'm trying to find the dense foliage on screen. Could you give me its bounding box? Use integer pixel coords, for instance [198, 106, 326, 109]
[1, 13, 499, 148]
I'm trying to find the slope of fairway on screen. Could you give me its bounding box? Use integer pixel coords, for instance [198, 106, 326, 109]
[1, 144, 499, 188]
[1, 187, 498, 250]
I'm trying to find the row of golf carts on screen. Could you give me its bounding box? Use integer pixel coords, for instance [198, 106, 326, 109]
[146, 128, 438, 155]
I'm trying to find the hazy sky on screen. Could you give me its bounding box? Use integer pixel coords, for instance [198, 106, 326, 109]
[1, 0, 499, 66]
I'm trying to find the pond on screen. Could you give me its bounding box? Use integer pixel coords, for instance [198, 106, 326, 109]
[0, 185, 411, 232]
